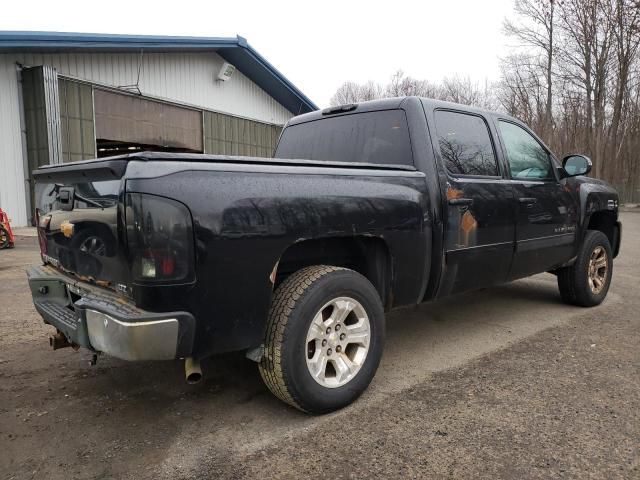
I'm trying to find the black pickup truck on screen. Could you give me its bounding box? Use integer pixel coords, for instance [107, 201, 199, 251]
[28, 97, 621, 413]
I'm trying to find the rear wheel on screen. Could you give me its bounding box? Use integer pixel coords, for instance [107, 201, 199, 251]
[259, 265, 385, 413]
[557, 230, 613, 307]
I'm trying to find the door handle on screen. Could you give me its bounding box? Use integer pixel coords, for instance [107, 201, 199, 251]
[518, 197, 538, 205]
[448, 198, 473, 206]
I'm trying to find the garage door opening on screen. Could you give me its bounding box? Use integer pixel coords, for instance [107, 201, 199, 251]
[94, 89, 204, 156]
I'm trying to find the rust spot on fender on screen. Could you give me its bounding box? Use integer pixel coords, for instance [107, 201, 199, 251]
[460, 211, 478, 247]
[461, 211, 477, 234]
[447, 187, 465, 200]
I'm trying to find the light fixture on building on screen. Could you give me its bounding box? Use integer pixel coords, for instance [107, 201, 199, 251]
[217, 62, 236, 82]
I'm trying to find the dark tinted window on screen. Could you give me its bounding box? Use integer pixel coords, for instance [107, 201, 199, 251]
[275, 110, 413, 165]
[498, 121, 554, 180]
[434, 110, 498, 176]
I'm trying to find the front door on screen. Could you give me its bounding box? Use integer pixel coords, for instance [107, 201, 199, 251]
[431, 109, 516, 296]
[495, 120, 577, 279]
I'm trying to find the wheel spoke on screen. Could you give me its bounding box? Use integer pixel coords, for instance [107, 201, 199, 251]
[307, 313, 326, 342]
[332, 354, 354, 383]
[587, 246, 609, 294]
[594, 257, 607, 269]
[327, 299, 355, 327]
[593, 276, 603, 289]
[345, 320, 369, 346]
[308, 352, 327, 380]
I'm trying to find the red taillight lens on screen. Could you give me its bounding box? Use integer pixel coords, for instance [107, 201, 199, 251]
[125, 193, 194, 284]
[160, 255, 176, 276]
[140, 251, 177, 279]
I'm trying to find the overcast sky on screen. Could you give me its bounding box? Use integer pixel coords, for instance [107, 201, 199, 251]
[1, 0, 515, 108]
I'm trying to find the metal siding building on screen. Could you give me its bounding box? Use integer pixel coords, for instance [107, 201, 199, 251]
[0, 32, 317, 226]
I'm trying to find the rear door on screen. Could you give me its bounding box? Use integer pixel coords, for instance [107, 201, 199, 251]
[494, 119, 577, 279]
[428, 109, 516, 296]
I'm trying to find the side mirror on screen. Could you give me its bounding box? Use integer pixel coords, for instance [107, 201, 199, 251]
[562, 154, 592, 177]
[58, 186, 75, 211]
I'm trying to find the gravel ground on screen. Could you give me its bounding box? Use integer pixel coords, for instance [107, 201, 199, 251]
[1, 212, 638, 480]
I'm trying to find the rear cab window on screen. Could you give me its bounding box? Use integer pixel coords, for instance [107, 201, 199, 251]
[275, 110, 414, 166]
[433, 110, 499, 177]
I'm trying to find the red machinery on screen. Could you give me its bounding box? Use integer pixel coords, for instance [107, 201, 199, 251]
[0, 208, 15, 249]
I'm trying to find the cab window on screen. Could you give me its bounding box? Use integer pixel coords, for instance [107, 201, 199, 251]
[276, 110, 413, 166]
[434, 110, 499, 177]
[498, 121, 555, 181]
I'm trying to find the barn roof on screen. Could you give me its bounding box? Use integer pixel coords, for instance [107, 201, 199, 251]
[0, 31, 317, 114]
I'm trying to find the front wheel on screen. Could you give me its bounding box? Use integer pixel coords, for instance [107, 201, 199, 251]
[557, 230, 613, 307]
[259, 265, 385, 413]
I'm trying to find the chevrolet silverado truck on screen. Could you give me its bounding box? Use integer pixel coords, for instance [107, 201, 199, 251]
[28, 97, 621, 413]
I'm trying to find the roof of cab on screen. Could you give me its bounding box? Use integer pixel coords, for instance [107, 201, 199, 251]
[286, 96, 520, 126]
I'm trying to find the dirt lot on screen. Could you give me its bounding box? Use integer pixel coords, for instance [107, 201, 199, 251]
[1, 213, 638, 480]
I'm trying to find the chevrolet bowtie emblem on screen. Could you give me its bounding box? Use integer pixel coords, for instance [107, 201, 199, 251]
[60, 220, 74, 238]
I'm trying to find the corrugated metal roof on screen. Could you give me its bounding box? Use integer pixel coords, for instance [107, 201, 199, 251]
[0, 31, 318, 114]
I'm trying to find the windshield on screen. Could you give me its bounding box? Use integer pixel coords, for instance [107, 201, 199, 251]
[275, 109, 413, 166]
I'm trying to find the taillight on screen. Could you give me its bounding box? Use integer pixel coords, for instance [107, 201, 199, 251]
[36, 209, 50, 255]
[125, 193, 195, 283]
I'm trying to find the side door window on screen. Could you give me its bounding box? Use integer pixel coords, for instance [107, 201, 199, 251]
[434, 110, 499, 177]
[497, 121, 555, 181]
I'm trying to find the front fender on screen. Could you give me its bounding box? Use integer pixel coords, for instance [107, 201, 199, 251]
[575, 178, 621, 257]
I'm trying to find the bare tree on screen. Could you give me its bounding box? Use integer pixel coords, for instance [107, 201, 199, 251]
[385, 70, 442, 97]
[502, 0, 640, 201]
[498, 53, 544, 125]
[503, 0, 557, 136]
[557, 0, 615, 177]
[359, 81, 384, 101]
[608, 0, 640, 178]
[440, 75, 498, 109]
[330, 82, 367, 105]
[330, 71, 498, 109]
[327, 0, 640, 203]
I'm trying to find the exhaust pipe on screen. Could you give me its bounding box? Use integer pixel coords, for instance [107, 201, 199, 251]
[185, 357, 202, 384]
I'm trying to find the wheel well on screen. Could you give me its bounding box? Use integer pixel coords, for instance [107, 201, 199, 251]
[274, 237, 393, 309]
[587, 211, 616, 248]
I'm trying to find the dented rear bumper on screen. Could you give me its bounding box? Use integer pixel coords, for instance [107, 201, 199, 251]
[26, 264, 195, 360]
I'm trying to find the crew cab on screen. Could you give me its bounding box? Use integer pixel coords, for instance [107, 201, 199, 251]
[27, 97, 621, 413]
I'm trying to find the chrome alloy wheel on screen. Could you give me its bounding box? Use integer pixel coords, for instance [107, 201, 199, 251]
[588, 246, 608, 294]
[305, 296, 371, 388]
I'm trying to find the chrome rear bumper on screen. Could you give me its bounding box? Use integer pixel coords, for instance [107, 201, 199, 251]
[85, 310, 180, 360]
[27, 264, 195, 361]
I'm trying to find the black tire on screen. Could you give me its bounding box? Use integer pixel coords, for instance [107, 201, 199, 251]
[557, 230, 613, 307]
[0, 226, 9, 249]
[259, 265, 385, 414]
